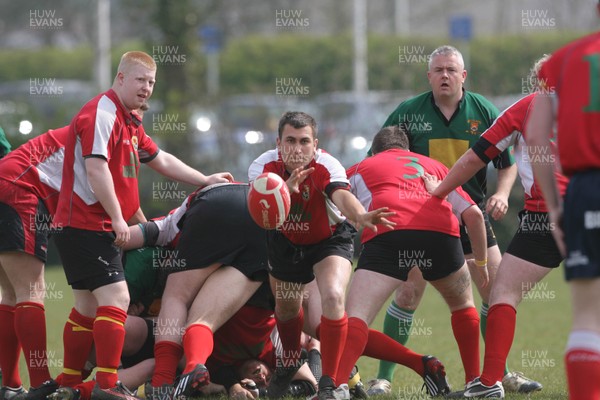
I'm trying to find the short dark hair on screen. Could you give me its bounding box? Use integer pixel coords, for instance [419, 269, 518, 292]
[371, 125, 409, 154]
[278, 111, 317, 138]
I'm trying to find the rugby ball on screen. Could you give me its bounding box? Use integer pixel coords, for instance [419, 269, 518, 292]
[248, 172, 291, 230]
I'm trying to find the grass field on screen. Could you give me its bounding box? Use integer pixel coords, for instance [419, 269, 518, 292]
[15, 264, 571, 399]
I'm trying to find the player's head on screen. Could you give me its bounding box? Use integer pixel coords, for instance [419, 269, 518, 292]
[277, 111, 318, 172]
[238, 359, 272, 388]
[113, 51, 157, 112]
[427, 45, 467, 101]
[371, 125, 409, 154]
[527, 54, 551, 93]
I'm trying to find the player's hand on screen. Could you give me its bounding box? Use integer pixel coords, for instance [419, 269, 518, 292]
[204, 172, 234, 186]
[112, 217, 130, 247]
[357, 207, 396, 233]
[229, 381, 258, 399]
[286, 166, 315, 193]
[421, 173, 440, 194]
[466, 258, 489, 289]
[548, 206, 566, 257]
[486, 193, 509, 221]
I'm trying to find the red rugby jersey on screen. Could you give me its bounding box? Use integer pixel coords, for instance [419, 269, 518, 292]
[346, 148, 474, 244]
[248, 149, 350, 245]
[0, 127, 69, 215]
[472, 94, 569, 212]
[538, 31, 600, 176]
[54, 89, 159, 231]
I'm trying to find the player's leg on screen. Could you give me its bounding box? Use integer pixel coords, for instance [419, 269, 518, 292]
[181, 266, 262, 372]
[2, 252, 54, 392]
[371, 267, 427, 393]
[151, 266, 218, 387]
[429, 263, 480, 385]
[469, 255, 550, 395]
[336, 269, 401, 386]
[313, 255, 352, 398]
[0, 257, 23, 394]
[565, 279, 600, 400]
[563, 171, 600, 400]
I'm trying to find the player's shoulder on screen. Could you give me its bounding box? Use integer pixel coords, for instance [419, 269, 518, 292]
[398, 91, 432, 110]
[464, 91, 499, 116]
[314, 149, 344, 168]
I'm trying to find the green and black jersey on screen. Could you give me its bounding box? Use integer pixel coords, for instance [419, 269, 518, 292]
[382, 90, 514, 204]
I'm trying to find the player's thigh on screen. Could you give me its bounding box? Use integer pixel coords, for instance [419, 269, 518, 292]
[187, 266, 262, 331]
[428, 263, 474, 311]
[0, 258, 16, 304]
[346, 269, 403, 325]
[162, 265, 219, 310]
[393, 267, 428, 311]
[0, 251, 45, 302]
[313, 255, 352, 319]
[489, 253, 552, 308]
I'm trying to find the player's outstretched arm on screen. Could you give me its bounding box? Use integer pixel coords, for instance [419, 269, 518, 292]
[331, 189, 395, 232]
[432, 149, 486, 199]
[146, 150, 233, 186]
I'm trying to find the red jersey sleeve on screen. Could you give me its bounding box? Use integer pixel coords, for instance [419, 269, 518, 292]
[136, 124, 159, 163]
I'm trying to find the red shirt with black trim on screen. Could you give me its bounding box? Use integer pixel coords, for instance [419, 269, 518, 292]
[54, 89, 159, 231]
[471, 94, 569, 212]
[248, 149, 350, 245]
[207, 305, 276, 370]
[0, 127, 69, 215]
[538, 31, 600, 176]
[346, 148, 474, 244]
